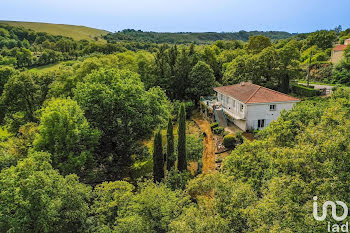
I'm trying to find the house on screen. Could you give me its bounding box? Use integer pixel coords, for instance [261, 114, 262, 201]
[200, 82, 300, 131]
[331, 38, 350, 64]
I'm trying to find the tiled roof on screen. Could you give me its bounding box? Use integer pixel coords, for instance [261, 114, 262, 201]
[333, 45, 347, 51]
[214, 82, 300, 104]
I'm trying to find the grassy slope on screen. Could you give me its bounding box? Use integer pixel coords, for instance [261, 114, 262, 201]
[0, 21, 109, 41]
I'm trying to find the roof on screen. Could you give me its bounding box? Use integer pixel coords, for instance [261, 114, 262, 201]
[333, 45, 347, 51]
[214, 82, 300, 104]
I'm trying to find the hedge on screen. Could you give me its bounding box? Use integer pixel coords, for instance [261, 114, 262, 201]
[291, 83, 321, 97]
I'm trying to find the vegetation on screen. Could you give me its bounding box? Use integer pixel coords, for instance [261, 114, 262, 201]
[104, 29, 294, 44]
[291, 83, 321, 97]
[1, 22, 350, 232]
[166, 118, 175, 170]
[177, 103, 187, 171]
[0, 21, 108, 41]
[153, 129, 164, 183]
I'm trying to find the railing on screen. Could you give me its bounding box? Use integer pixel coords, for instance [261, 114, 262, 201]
[201, 96, 245, 120]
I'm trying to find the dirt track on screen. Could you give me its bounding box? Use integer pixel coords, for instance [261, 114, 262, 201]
[193, 117, 216, 174]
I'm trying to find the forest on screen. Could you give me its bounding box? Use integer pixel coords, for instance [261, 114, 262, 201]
[103, 29, 294, 44]
[0, 22, 350, 232]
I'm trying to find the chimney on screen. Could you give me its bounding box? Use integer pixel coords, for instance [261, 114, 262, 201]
[240, 82, 245, 86]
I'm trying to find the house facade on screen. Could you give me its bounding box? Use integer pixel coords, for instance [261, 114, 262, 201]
[201, 82, 300, 131]
[331, 38, 350, 64]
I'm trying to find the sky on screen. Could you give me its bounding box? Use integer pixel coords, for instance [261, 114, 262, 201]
[1, 0, 349, 33]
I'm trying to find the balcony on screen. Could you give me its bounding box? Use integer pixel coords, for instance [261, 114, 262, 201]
[200, 96, 245, 120]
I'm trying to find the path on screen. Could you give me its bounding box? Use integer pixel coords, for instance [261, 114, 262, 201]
[193, 116, 216, 174]
[298, 82, 335, 90]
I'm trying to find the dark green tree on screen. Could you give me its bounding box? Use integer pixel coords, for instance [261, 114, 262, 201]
[166, 118, 175, 170]
[187, 61, 215, 104]
[177, 103, 187, 171]
[153, 129, 164, 183]
[174, 48, 191, 100]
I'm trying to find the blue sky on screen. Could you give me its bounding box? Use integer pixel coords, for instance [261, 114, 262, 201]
[2, 0, 349, 33]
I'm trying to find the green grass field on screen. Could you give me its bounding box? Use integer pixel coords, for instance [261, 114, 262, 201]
[0, 21, 109, 41]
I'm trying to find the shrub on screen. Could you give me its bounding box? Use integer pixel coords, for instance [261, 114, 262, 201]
[223, 134, 235, 148]
[291, 83, 321, 97]
[210, 122, 219, 130]
[223, 131, 230, 136]
[186, 135, 203, 162]
[213, 126, 224, 135]
[235, 132, 244, 144]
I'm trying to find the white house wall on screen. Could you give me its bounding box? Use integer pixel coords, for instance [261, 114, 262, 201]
[246, 102, 296, 131]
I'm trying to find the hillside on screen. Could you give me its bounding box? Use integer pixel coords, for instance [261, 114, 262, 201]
[0, 21, 109, 41]
[104, 29, 295, 44]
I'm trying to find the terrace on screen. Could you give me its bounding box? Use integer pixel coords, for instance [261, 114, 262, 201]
[200, 96, 246, 121]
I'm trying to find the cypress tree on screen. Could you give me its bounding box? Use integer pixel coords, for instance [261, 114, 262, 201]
[177, 103, 187, 171]
[166, 118, 175, 170]
[153, 129, 164, 183]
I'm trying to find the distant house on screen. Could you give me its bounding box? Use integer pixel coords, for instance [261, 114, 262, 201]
[331, 38, 350, 64]
[200, 82, 300, 131]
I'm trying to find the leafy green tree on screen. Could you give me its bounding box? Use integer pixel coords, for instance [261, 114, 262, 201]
[246, 35, 272, 54]
[177, 103, 187, 171]
[277, 40, 300, 93]
[174, 48, 192, 100]
[74, 69, 170, 180]
[34, 98, 100, 178]
[344, 44, 350, 62]
[153, 129, 164, 183]
[1, 71, 54, 131]
[0, 66, 16, 95]
[305, 30, 337, 50]
[187, 61, 215, 104]
[201, 45, 221, 81]
[181, 173, 257, 232]
[15, 47, 33, 67]
[0, 151, 91, 233]
[90, 181, 134, 232]
[166, 118, 175, 170]
[154, 45, 172, 96]
[115, 181, 190, 233]
[331, 60, 350, 85]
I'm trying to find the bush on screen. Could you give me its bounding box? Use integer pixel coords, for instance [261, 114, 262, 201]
[235, 132, 244, 144]
[291, 83, 321, 97]
[166, 170, 191, 190]
[213, 126, 224, 135]
[210, 122, 219, 130]
[223, 134, 235, 148]
[186, 135, 203, 162]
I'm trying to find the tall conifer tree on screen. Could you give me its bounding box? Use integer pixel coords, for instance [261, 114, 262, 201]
[153, 129, 164, 182]
[177, 103, 187, 171]
[166, 118, 175, 170]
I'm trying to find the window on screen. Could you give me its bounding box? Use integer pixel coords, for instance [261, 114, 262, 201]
[258, 119, 265, 128]
[240, 104, 244, 112]
[270, 104, 276, 111]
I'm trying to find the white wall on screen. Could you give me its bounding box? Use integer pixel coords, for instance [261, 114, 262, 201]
[246, 102, 297, 131]
[216, 91, 246, 119]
